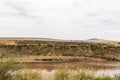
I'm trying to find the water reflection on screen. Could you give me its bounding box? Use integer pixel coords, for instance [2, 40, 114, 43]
[21, 61, 120, 77]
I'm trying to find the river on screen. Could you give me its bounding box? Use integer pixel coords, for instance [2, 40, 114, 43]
[20, 61, 120, 77]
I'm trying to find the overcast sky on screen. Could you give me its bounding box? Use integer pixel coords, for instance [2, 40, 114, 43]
[0, 0, 120, 41]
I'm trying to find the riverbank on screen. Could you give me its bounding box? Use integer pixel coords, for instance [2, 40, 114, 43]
[0, 56, 107, 63]
[0, 38, 120, 62]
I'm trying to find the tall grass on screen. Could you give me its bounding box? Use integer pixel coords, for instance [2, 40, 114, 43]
[53, 69, 120, 80]
[114, 74, 120, 80]
[12, 71, 120, 80]
[13, 72, 42, 80]
[70, 70, 94, 80]
[54, 69, 70, 80]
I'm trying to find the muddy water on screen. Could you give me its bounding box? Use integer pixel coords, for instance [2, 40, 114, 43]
[22, 61, 120, 77]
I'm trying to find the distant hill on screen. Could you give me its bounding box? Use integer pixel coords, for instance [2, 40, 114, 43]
[88, 38, 102, 40]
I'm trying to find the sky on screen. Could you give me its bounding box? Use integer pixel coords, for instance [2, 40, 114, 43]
[0, 0, 120, 41]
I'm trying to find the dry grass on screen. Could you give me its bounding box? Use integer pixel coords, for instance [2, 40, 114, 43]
[0, 56, 106, 63]
[9, 69, 120, 80]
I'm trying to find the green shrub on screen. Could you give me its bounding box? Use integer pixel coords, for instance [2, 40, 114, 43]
[15, 45, 22, 52]
[0, 60, 21, 80]
[89, 43, 105, 56]
[0, 53, 4, 58]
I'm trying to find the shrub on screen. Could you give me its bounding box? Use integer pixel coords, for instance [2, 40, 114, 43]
[89, 43, 105, 56]
[0, 53, 4, 58]
[0, 60, 21, 80]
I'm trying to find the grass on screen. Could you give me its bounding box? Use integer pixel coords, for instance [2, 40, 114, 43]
[70, 70, 94, 80]
[53, 69, 120, 80]
[0, 55, 105, 63]
[11, 70, 120, 80]
[54, 69, 70, 80]
[92, 76, 112, 80]
[13, 71, 42, 80]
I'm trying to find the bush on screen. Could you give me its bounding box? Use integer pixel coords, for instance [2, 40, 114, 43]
[0, 53, 4, 58]
[89, 43, 105, 56]
[0, 60, 21, 80]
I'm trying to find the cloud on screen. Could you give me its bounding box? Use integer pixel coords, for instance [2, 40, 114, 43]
[3, 1, 29, 16]
[110, 30, 120, 34]
[0, 0, 45, 23]
[100, 19, 116, 25]
[0, 0, 120, 40]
